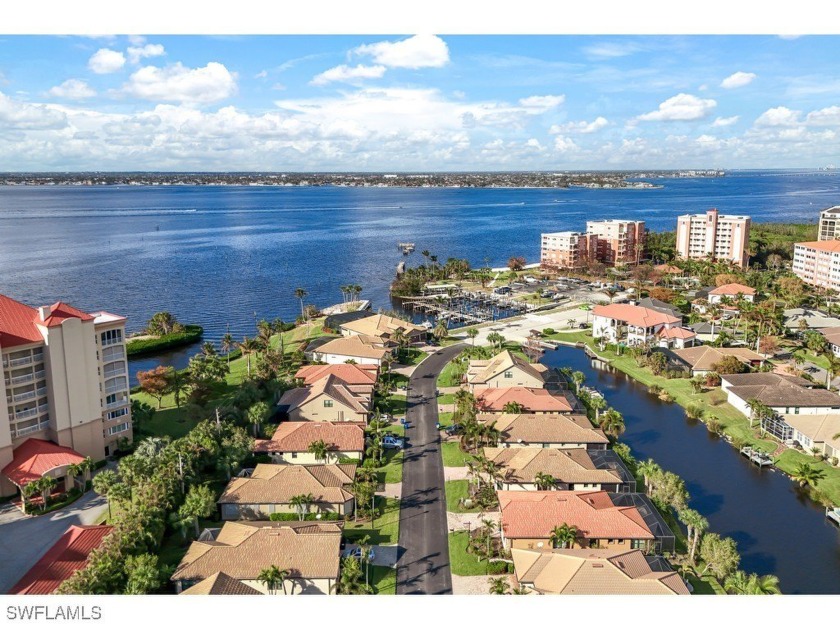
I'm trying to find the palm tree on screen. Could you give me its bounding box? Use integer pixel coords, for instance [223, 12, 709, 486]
[308, 439, 329, 463]
[294, 287, 308, 320]
[549, 523, 578, 549]
[599, 408, 625, 438]
[637, 459, 662, 492]
[502, 401, 525, 414]
[258, 565, 289, 595]
[290, 493, 316, 520]
[724, 570, 752, 595]
[792, 462, 825, 488]
[678, 508, 708, 565]
[466, 328, 479, 346]
[571, 370, 585, 394]
[221, 332, 234, 367]
[433, 319, 449, 342]
[590, 395, 606, 422]
[237, 337, 260, 377]
[534, 472, 555, 491]
[745, 398, 773, 430]
[35, 476, 57, 507]
[488, 576, 511, 594]
[747, 573, 781, 595]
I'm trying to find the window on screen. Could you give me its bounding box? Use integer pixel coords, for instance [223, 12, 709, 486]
[291, 452, 298, 459]
[631, 539, 645, 550]
[324, 399, 334, 408]
[100, 329, 123, 346]
[107, 422, 129, 436]
[107, 407, 129, 421]
[504, 371, 513, 379]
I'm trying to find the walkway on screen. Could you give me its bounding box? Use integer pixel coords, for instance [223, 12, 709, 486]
[396, 344, 465, 595]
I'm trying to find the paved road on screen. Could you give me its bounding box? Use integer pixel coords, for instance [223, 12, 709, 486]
[0, 489, 108, 593]
[396, 344, 464, 595]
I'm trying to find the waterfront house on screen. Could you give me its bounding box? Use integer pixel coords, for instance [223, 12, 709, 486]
[591, 304, 682, 346]
[9, 524, 113, 594]
[708, 283, 756, 305]
[478, 413, 609, 450]
[181, 572, 263, 595]
[305, 335, 394, 366]
[777, 414, 840, 461]
[672, 345, 765, 376]
[721, 373, 840, 417]
[512, 548, 689, 595]
[277, 374, 372, 423]
[636, 297, 684, 321]
[171, 521, 342, 595]
[655, 326, 697, 349]
[475, 387, 574, 414]
[819, 327, 840, 358]
[254, 422, 364, 464]
[783, 308, 840, 332]
[337, 313, 426, 344]
[498, 490, 656, 552]
[217, 463, 356, 520]
[484, 447, 626, 492]
[294, 363, 378, 387]
[465, 349, 557, 391]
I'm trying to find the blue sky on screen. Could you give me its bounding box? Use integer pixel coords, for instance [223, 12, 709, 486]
[0, 34, 839, 170]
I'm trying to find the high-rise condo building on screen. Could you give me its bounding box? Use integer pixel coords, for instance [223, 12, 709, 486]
[540, 231, 596, 269]
[675, 208, 751, 268]
[585, 220, 646, 266]
[792, 240, 840, 292]
[817, 206, 840, 241]
[0, 294, 131, 496]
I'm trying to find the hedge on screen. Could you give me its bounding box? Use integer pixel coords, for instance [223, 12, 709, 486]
[126, 325, 204, 357]
[269, 511, 341, 521]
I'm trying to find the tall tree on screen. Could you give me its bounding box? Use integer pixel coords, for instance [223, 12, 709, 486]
[295, 287, 308, 320]
[178, 484, 217, 538]
[136, 365, 170, 409]
[699, 533, 740, 580]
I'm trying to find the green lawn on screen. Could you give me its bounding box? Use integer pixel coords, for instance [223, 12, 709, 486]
[376, 394, 407, 417]
[133, 399, 200, 439]
[438, 411, 454, 427]
[375, 449, 404, 484]
[397, 349, 429, 366]
[344, 497, 401, 545]
[448, 532, 510, 577]
[441, 441, 472, 467]
[792, 349, 831, 370]
[445, 480, 481, 513]
[370, 566, 397, 594]
[438, 393, 455, 405]
[437, 360, 465, 388]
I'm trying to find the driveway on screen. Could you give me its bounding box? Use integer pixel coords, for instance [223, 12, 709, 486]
[0, 489, 108, 593]
[396, 344, 465, 595]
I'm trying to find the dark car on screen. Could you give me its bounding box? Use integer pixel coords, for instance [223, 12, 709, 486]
[445, 424, 463, 436]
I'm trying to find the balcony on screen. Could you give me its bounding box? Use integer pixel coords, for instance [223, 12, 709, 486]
[104, 384, 128, 395]
[103, 363, 127, 379]
[102, 346, 125, 362]
[104, 397, 129, 411]
[101, 337, 123, 348]
[15, 420, 50, 438]
[2, 353, 41, 369]
[6, 387, 45, 404]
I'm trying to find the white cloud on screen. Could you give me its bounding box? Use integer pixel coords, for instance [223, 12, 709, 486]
[121, 62, 238, 104]
[127, 43, 165, 65]
[550, 116, 608, 134]
[127, 35, 147, 46]
[88, 48, 126, 74]
[778, 34, 802, 40]
[255, 70, 268, 79]
[712, 115, 740, 127]
[755, 106, 801, 127]
[720, 71, 757, 89]
[353, 34, 449, 69]
[638, 93, 717, 122]
[310, 64, 387, 86]
[48, 79, 96, 100]
[518, 94, 565, 112]
[805, 106, 840, 126]
[0, 91, 67, 130]
[582, 41, 643, 59]
[554, 135, 578, 152]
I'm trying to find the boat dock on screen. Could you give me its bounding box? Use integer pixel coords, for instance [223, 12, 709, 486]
[739, 446, 774, 468]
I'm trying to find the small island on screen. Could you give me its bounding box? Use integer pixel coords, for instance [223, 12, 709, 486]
[126, 312, 203, 357]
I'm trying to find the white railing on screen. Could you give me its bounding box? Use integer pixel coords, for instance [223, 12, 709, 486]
[15, 420, 49, 438]
[3, 355, 34, 368]
[104, 384, 127, 395]
[104, 398, 129, 410]
[103, 363, 126, 379]
[101, 338, 123, 348]
[14, 408, 38, 420]
[9, 390, 37, 403]
[5, 373, 33, 386]
[102, 347, 125, 362]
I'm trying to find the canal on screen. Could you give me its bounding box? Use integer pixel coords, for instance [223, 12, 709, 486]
[541, 345, 840, 594]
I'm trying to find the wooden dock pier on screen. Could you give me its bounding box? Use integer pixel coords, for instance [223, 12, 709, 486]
[739, 446, 774, 468]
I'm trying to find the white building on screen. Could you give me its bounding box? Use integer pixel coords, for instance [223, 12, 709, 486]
[818, 205, 840, 241]
[675, 209, 751, 268]
[592, 303, 683, 346]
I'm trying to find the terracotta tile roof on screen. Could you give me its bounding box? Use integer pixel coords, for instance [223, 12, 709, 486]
[654, 264, 683, 275]
[709, 283, 755, 296]
[673, 346, 763, 370]
[513, 548, 689, 595]
[171, 521, 342, 583]
[476, 387, 573, 413]
[295, 364, 378, 386]
[485, 448, 622, 486]
[278, 375, 372, 415]
[254, 422, 365, 454]
[311, 335, 393, 360]
[657, 326, 696, 340]
[795, 240, 840, 253]
[1, 439, 86, 487]
[217, 464, 357, 506]
[499, 490, 655, 541]
[724, 373, 840, 407]
[0, 293, 43, 348]
[180, 572, 263, 595]
[466, 350, 550, 386]
[592, 304, 681, 328]
[9, 525, 113, 595]
[478, 413, 609, 446]
[38, 302, 95, 327]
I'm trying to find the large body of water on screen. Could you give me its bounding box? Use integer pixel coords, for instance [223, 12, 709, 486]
[0, 169, 838, 375]
[541, 345, 840, 595]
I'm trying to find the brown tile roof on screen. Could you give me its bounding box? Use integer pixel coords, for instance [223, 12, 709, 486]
[254, 422, 365, 454]
[499, 491, 655, 541]
[339, 313, 425, 339]
[278, 375, 372, 414]
[295, 364, 378, 386]
[9, 525, 113, 595]
[180, 572, 263, 595]
[466, 350, 550, 386]
[476, 387, 573, 413]
[171, 521, 342, 583]
[709, 283, 755, 296]
[312, 335, 393, 360]
[513, 548, 689, 595]
[484, 447, 622, 486]
[723, 373, 840, 407]
[592, 304, 681, 328]
[478, 413, 609, 446]
[820, 326, 840, 347]
[673, 345, 764, 370]
[218, 464, 356, 506]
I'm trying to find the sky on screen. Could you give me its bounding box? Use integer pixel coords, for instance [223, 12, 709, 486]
[0, 34, 839, 171]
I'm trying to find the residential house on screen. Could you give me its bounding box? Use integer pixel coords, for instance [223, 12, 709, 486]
[636, 297, 683, 321]
[171, 521, 342, 595]
[254, 422, 364, 464]
[708, 283, 756, 307]
[672, 346, 765, 376]
[277, 374, 372, 423]
[656, 326, 697, 349]
[305, 335, 394, 366]
[478, 413, 609, 450]
[475, 387, 574, 414]
[498, 491, 656, 552]
[721, 373, 840, 417]
[294, 363, 378, 387]
[783, 308, 840, 332]
[512, 548, 689, 595]
[465, 350, 557, 391]
[218, 463, 356, 520]
[338, 313, 426, 344]
[9, 525, 113, 594]
[592, 304, 684, 346]
[484, 447, 627, 492]
[820, 327, 840, 358]
[777, 414, 840, 461]
[180, 572, 263, 595]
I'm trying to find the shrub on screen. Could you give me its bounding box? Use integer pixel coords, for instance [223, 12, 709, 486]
[542, 328, 556, 336]
[659, 392, 674, 403]
[338, 457, 361, 465]
[707, 418, 722, 434]
[704, 372, 722, 387]
[648, 384, 663, 396]
[830, 457, 839, 467]
[685, 403, 704, 420]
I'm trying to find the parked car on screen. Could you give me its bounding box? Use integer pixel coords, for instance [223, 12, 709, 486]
[342, 546, 376, 561]
[578, 322, 589, 329]
[445, 424, 463, 436]
[383, 435, 405, 449]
